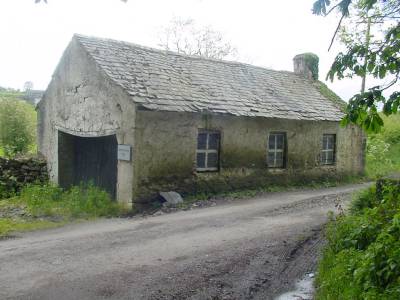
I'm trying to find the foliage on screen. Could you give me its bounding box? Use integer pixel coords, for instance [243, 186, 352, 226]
[377, 112, 400, 144]
[349, 185, 379, 213]
[313, 0, 400, 133]
[158, 17, 237, 60]
[316, 180, 400, 299]
[303, 53, 320, 80]
[0, 95, 36, 157]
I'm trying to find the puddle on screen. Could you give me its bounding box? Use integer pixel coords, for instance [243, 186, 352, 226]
[275, 274, 314, 300]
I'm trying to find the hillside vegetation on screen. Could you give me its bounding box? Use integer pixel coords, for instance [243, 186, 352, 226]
[366, 114, 400, 178]
[0, 88, 37, 157]
[316, 180, 400, 299]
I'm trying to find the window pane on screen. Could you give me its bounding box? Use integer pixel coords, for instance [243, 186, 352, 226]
[267, 152, 275, 166]
[275, 158, 284, 168]
[322, 134, 329, 150]
[268, 135, 276, 149]
[276, 134, 284, 150]
[196, 152, 206, 168]
[321, 151, 327, 164]
[327, 136, 334, 150]
[321, 135, 335, 165]
[207, 153, 219, 169]
[275, 152, 284, 167]
[326, 150, 334, 164]
[208, 133, 220, 150]
[275, 151, 283, 161]
[326, 136, 331, 150]
[323, 134, 335, 150]
[197, 133, 207, 150]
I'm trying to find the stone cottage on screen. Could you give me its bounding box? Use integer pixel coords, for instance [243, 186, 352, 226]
[38, 34, 365, 207]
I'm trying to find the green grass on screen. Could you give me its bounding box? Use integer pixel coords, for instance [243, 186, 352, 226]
[0, 218, 63, 238]
[315, 181, 400, 299]
[0, 183, 127, 238]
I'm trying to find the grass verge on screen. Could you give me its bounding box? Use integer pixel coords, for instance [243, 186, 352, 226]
[177, 175, 366, 209]
[0, 218, 63, 238]
[0, 183, 127, 238]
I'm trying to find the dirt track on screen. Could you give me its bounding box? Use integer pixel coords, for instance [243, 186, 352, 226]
[0, 183, 369, 300]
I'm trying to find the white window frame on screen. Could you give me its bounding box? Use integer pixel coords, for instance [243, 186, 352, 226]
[196, 130, 220, 172]
[267, 132, 286, 168]
[321, 134, 336, 165]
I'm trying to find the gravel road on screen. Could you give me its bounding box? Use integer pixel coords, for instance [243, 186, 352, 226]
[0, 183, 369, 300]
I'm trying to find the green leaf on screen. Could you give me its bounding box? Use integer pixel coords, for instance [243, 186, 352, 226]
[378, 67, 386, 79]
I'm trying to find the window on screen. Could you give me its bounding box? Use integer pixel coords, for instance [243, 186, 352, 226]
[321, 134, 336, 165]
[196, 130, 220, 171]
[267, 132, 286, 168]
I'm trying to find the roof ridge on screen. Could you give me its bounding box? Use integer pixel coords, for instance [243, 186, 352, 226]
[73, 33, 298, 76]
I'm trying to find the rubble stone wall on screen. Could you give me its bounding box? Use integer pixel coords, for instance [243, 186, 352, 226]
[0, 157, 48, 198]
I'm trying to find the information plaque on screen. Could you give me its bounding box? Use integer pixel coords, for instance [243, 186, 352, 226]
[117, 144, 132, 161]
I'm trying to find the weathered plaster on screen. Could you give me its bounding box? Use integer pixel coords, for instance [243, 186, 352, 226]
[38, 38, 136, 206]
[133, 110, 364, 201]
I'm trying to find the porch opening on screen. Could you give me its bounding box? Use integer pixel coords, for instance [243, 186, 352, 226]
[58, 131, 118, 199]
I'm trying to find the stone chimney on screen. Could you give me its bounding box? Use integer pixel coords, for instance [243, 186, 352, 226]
[293, 53, 319, 80]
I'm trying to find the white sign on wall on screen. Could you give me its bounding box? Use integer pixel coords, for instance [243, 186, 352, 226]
[117, 144, 132, 161]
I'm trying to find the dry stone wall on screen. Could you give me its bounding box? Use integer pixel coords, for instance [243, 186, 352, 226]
[0, 157, 48, 198]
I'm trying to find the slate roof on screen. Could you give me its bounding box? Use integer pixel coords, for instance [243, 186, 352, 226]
[75, 34, 344, 121]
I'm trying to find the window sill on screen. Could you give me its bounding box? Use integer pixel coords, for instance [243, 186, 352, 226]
[320, 163, 336, 167]
[196, 168, 219, 173]
[267, 168, 287, 173]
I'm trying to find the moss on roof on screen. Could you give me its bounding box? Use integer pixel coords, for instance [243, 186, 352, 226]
[314, 81, 347, 112]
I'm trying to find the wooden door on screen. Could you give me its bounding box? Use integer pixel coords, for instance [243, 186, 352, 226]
[73, 135, 118, 199]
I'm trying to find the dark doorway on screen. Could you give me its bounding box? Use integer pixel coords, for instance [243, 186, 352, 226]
[58, 131, 118, 199]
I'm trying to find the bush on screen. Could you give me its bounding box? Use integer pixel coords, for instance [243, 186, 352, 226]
[349, 185, 379, 214]
[316, 181, 400, 299]
[0, 98, 36, 157]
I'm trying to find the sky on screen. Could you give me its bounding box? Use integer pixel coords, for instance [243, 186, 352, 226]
[0, 0, 364, 100]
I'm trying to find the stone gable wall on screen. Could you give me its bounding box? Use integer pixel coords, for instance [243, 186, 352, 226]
[38, 38, 136, 206]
